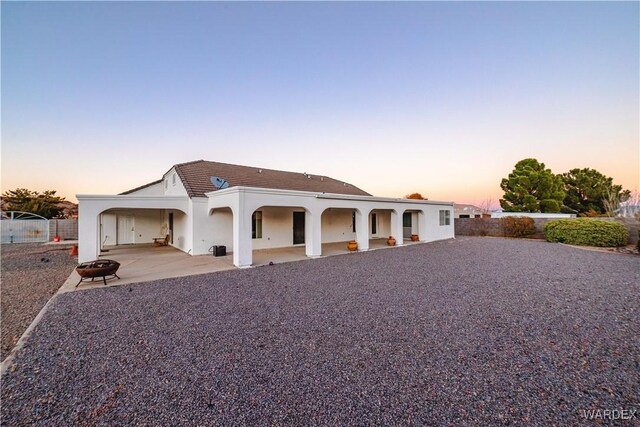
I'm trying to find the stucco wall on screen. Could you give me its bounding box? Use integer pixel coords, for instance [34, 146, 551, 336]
[100, 213, 117, 246]
[168, 209, 189, 251]
[163, 168, 188, 196]
[321, 209, 356, 243]
[127, 181, 164, 196]
[252, 207, 305, 250]
[208, 208, 234, 253]
[100, 210, 164, 246]
[422, 205, 455, 242]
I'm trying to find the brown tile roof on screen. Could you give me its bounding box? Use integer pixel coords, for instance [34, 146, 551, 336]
[171, 160, 371, 198]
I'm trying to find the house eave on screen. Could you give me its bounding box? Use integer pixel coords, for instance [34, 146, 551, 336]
[205, 186, 454, 206]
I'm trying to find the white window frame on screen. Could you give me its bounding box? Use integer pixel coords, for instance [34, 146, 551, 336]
[439, 210, 451, 226]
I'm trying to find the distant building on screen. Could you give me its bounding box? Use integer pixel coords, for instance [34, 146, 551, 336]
[454, 204, 484, 218]
[490, 212, 576, 219]
[616, 205, 640, 218]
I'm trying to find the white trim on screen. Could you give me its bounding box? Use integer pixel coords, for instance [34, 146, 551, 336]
[206, 186, 454, 206]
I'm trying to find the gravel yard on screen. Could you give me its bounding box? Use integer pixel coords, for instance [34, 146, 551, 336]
[2, 237, 639, 426]
[0, 243, 78, 360]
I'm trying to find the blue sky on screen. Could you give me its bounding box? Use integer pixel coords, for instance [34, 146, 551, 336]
[2, 1, 638, 204]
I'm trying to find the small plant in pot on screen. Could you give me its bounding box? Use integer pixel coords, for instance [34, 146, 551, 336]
[387, 236, 396, 246]
[347, 240, 358, 251]
[411, 234, 419, 241]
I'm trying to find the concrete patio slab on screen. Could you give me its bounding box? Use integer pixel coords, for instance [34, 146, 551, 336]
[59, 244, 236, 293]
[60, 238, 424, 292]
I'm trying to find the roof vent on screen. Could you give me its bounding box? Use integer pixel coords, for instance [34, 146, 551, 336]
[320, 176, 324, 181]
[258, 169, 263, 174]
[210, 176, 230, 190]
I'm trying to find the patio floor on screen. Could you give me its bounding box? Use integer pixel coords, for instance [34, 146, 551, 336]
[60, 238, 422, 292]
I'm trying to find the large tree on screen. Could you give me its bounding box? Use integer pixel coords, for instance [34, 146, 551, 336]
[1, 188, 65, 218]
[561, 168, 630, 215]
[405, 192, 428, 200]
[500, 158, 565, 213]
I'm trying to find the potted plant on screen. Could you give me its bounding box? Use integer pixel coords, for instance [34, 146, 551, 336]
[347, 240, 358, 251]
[411, 234, 419, 242]
[387, 236, 396, 246]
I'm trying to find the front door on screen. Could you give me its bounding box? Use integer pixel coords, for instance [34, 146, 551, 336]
[293, 212, 305, 244]
[117, 215, 135, 245]
[371, 213, 378, 237]
[168, 213, 174, 244]
[403, 212, 412, 239]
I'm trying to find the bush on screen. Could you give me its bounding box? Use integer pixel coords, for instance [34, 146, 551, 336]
[501, 216, 536, 238]
[543, 219, 628, 247]
[539, 199, 561, 213]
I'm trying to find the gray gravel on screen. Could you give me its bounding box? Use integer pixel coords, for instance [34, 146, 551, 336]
[0, 243, 78, 360]
[1, 237, 639, 426]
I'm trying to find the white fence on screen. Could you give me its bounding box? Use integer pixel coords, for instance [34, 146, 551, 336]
[1, 211, 50, 244]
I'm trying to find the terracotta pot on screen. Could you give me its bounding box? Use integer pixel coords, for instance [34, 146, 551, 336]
[387, 236, 396, 246]
[70, 245, 78, 256]
[411, 234, 419, 242]
[347, 240, 358, 251]
[53, 236, 61, 242]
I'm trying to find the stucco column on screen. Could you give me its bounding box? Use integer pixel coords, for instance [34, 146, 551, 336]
[390, 209, 404, 246]
[355, 209, 370, 251]
[78, 207, 99, 263]
[418, 210, 428, 242]
[232, 203, 253, 268]
[305, 209, 322, 258]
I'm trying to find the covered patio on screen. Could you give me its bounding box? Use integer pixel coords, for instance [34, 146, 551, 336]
[62, 237, 427, 292]
[207, 186, 454, 268]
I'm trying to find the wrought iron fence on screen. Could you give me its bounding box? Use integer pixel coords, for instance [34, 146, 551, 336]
[1, 211, 50, 243]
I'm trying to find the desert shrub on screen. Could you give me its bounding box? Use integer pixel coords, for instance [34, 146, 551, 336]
[501, 216, 536, 238]
[543, 219, 627, 247]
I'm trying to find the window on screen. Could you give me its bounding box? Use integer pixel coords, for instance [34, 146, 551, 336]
[352, 212, 356, 233]
[172, 173, 176, 186]
[459, 214, 470, 219]
[439, 210, 451, 226]
[371, 213, 377, 234]
[252, 211, 262, 239]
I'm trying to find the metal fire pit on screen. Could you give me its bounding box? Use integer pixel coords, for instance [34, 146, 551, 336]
[76, 259, 121, 287]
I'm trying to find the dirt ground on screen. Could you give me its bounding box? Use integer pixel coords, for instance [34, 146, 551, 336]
[0, 243, 77, 360]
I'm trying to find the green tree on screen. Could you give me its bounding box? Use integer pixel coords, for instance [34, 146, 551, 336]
[2, 188, 65, 218]
[561, 168, 630, 216]
[500, 159, 565, 213]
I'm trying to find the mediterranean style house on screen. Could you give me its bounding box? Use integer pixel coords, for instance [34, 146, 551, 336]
[77, 160, 455, 267]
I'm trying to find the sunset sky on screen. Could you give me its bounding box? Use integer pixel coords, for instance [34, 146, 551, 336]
[2, 2, 638, 206]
